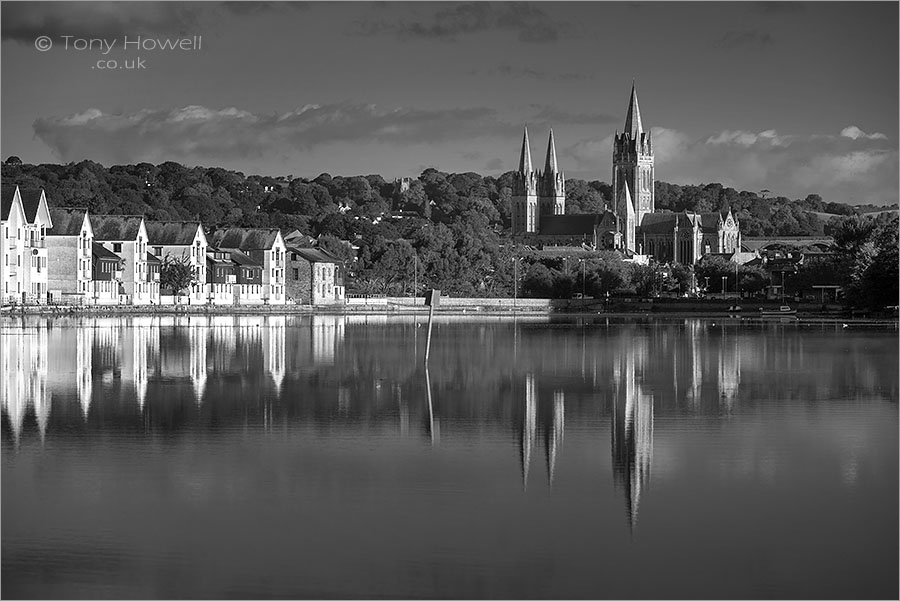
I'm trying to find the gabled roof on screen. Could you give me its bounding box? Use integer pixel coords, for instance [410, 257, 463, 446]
[699, 212, 723, 233]
[211, 227, 280, 251]
[48, 208, 89, 236]
[288, 246, 343, 264]
[91, 215, 144, 241]
[1, 184, 22, 221]
[145, 221, 204, 246]
[92, 242, 122, 262]
[639, 212, 677, 234]
[19, 189, 45, 223]
[539, 214, 606, 236]
[146, 252, 162, 264]
[229, 249, 262, 267]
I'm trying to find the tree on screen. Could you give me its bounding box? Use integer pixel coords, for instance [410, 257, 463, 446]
[160, 254, 194, 296]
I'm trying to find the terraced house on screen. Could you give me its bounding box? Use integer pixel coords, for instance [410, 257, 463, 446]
[145, 221, 208, 304]
[46, 207, 94, 303]
[1, 185, 51, 304]
[90, 215, 159, 305]
[210, 228, 286, 305]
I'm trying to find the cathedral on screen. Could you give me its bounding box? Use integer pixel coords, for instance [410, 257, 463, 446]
[511, 84, 741, 264]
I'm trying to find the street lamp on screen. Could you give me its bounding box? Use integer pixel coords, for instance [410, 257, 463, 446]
[721, 275, 727, 295]
[580, 259, 586, 298]
[513, 256, 518, 308]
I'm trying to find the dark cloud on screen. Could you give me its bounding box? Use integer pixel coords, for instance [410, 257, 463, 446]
[713, 30, 774, 50]
[33, 103, 517, 164]
[356, 2, 564, 43]
[0, 1, 305, 43]
[752, 2, 805, 15]
[1, 1, 203, 43]
[473, 63, 590, 82]
[528, 105, 616, 126]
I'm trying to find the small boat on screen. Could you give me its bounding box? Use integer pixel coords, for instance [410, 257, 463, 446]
[760, 305, 797, 316]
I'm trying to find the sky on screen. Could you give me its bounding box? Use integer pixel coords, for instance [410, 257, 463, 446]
[1, 1, 898, 205]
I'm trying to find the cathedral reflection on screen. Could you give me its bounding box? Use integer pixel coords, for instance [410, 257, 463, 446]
[611, 344, 653, 534]
[517, 374, 565, 491]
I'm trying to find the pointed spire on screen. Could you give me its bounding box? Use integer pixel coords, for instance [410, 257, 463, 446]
[544, 128, 558, 174]
[518, 125, 533, 174]
[623, 82, 643, 138]
[621, 181, 635, 215]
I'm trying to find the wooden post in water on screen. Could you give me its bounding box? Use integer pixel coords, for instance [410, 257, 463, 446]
[424, 289, 439, 365]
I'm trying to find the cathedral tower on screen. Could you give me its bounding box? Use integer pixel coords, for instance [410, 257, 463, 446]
[512, 126, 539, 234]
[539, 129, 565, 217]
[613, 83, 654, 250]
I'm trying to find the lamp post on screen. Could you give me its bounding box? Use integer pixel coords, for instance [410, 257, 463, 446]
[704, 276, 709, 294]
[413, 254, 417, 299]
[581, 259, 586, 298]
[721, 275, 727, 295]
[513, 256, 518, 309]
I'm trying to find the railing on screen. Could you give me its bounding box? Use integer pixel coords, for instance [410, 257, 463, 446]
[226, 275, 236, 284]
[25, 239, 45, 249]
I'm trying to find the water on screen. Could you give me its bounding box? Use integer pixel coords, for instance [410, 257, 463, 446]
[2, 314, 897, 599]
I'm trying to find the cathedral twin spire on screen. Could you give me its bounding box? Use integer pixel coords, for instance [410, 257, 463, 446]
[517, 125, 561, 179]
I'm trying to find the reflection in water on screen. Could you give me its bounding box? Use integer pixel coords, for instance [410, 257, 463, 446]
[612, 344, 654, 533]
[520, 373, 536, 490]
[518, 375, 566, 491]
[1, 316, 897, 600]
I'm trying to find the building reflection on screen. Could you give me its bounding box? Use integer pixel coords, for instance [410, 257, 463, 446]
[1, 324, 49, 444]
[611, 345, 654, 534]
[517, 374, 565, 491]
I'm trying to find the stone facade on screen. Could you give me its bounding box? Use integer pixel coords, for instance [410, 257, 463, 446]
[286, 247, 345, 305]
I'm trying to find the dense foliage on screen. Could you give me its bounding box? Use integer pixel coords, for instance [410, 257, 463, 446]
[3, 158, 896, 303]
[159, 254, 195, 296]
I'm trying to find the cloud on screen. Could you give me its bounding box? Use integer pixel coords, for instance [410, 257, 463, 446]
[484, 158, 504, 171]
[0, 1, 305, 43]
[563, 126, 897, 205]
[528, 105, 616, 126]
[752, 2, 805, 14]
[840, 125, 888, 141]
[713, 30, 773, 50]
[32, 103, 517, 165]
[356, 2, 566, 43]
[1, 2, 202, 43]
[472, 63, 591, 82]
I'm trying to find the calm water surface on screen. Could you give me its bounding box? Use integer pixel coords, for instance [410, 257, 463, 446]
[2, 314, 898, 599]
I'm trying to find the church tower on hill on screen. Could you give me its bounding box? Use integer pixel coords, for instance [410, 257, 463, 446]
[512, 126, 565, 235]
[612, 83, 655, 233]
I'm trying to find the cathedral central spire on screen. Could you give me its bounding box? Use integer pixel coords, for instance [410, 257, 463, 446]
[623, 82, 643, 138]
[518, 125, 534, 174]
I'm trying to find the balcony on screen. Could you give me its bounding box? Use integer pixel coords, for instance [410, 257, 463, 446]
[25, 239, 45, 249]
[152, 272, 160, 282]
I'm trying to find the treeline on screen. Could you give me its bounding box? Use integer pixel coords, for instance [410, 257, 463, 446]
[2, 158, 896, 303]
